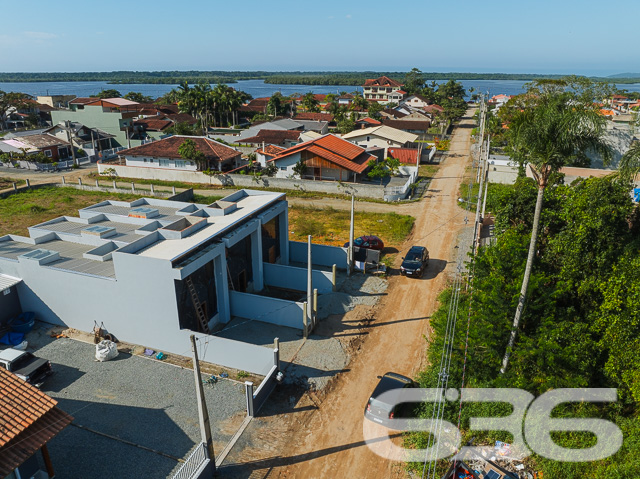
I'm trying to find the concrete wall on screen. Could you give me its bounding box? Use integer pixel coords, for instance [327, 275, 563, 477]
[263, 262, 333, 294]
[229, 291, 304, 329]
[289, 240, 348, 270]
[98, 163, 387, 199]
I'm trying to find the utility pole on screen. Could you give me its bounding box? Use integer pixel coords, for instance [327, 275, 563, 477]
[189, 335, 215, 467]
[307, 235, 313, 334]
[348, 194, 355, 276]
[64, 121, 77, 167]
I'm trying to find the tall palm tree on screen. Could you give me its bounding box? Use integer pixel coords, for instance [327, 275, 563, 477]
[500, 78, 612, 374]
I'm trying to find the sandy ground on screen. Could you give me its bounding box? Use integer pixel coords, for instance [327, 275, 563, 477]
[218, 109, 476, 478]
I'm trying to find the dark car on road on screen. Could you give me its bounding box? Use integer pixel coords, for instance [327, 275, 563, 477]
[400, 246, 429, 277]
[364, 372, 417, 426]
[343, 235, 385, 251]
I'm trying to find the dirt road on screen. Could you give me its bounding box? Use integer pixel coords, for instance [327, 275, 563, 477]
[220, 111, 476, 478]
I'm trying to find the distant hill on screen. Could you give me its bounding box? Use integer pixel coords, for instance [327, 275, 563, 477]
[608, 73, 640, 79]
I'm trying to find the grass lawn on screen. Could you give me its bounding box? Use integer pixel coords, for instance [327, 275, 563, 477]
[0, 178, 26, 190]
[0, 187, 143, 236]
[287, 205, 415, 257]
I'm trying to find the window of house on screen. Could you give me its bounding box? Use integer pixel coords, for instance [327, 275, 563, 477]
[143, 158, 148, 162]
[280, 167, 287, 171]
[44, 150, 52, 157]
[175, 160, 186, 168]
[159, 159, 170, 167]
[366, 136, 370, 142]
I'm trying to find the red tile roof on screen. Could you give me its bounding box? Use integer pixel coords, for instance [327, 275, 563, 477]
[388, 147, 420, 164]
[423, 104, 444, 113]
[120, 136, 240, 162]
[363, 76, 404, 88]
[382, 119, 431, 131]
[269, 134, 373, 174]
[165, 113, 198, 125]
[356, 117, 382, 125]
[0, 368, 73, 477]
[257, 144, 286, 156]
[294, 112, 334, 122]
[134, 118, 173, 131]
[241, 130, 301, 145]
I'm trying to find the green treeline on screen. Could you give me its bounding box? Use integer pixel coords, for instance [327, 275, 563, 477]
[1, 71, 639, 85]
[406, 176, 640, 477]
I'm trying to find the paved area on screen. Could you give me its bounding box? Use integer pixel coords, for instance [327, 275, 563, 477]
[20, 325, 246, 479]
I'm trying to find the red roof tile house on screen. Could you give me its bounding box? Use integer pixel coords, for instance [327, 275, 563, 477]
[268, 134, 374, 181]
[256, 144, 286, 167]
[119, 135, 241, 172]
[0, 367, 73, 479]
[362, 76, 404, 103]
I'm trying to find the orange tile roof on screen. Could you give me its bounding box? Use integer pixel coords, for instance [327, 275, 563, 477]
[357, 117, 382, 125]
[120, 135, 240, 162]
[0, 367, 73, 476]
[257, 144, 286, 156]
[363, 76, 404, 88]
[0, 367, 58, 446]
[269, 134, 374, 174]
[387, 147, 420, 164]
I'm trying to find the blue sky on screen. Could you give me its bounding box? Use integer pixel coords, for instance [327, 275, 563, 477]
[2, 0, 638, 76]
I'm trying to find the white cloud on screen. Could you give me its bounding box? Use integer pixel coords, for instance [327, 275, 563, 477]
[23, 31, 58, 40]
[346, 14, 352, 19]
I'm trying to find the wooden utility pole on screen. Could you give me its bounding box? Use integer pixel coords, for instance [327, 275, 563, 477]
[190, 335, 215, 467]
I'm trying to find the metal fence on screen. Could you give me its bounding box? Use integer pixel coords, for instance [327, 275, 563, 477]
[170, 443, 208, 479]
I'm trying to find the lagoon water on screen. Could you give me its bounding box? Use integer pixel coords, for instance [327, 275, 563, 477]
[1, 78, 639, 100]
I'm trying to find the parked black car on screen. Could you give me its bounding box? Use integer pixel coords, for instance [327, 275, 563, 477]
[364, 372, 417, 426]
[400, 246, 429, 277]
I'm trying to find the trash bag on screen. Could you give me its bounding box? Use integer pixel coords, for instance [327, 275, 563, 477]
[95, 340, 119, 362]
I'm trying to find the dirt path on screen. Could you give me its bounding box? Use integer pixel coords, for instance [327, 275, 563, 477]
[221, 111, 476, 478]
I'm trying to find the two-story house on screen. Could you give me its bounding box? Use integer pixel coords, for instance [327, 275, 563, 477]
[362, 76, 404, 104]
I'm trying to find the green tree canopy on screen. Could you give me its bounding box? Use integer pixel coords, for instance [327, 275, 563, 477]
[123, 91, 154, 103]
[94, 89, 122, 99]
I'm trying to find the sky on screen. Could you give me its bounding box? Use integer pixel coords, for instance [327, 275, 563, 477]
[2, 0, 639, 76]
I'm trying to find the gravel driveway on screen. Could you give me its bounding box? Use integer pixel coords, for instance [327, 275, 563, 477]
[30, 336, 246, 479]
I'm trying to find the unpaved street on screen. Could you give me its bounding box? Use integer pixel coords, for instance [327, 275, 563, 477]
[220, 110, 476, 478]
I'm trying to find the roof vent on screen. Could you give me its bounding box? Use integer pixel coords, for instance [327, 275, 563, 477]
[129, 207, 159, 219]
[81, 225, 117, 238]
[19, 248, 60, 265]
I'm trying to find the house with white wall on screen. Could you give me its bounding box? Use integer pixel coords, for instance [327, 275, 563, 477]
[119, 135, 241, 172]
[268, 134, 374, 181]
[341, 125, 418, 157]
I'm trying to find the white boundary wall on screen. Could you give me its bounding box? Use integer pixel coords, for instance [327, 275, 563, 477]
[263, 263, 333, 294]
[98, 163, 387, 199]
[289, 241, 348, 270]
[229, 290, 304, 329]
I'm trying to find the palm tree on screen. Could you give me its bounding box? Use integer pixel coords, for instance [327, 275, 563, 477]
[350, 93, 368, 112]
[499, 78, 612, 374]
[619, 141, 640, 181]
[301, 92, 320, 112]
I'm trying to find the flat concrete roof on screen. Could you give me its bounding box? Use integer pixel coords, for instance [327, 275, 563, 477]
[0, 190, 286, 280]
[138, 192, 284, 261]
[0, 238, 116, 278]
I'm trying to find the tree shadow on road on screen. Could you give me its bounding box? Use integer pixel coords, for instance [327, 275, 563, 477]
[218, 431, 403, 477]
